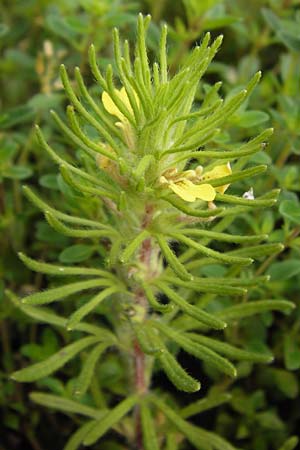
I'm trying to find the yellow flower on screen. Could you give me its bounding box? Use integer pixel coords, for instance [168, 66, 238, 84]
[168, 179, 216, 202]
[102, 87, 138, 126]
[160, 163, 232, 203]
[200, 162, 232, 194]
[102, 87, 139, 149]
[160, 167, 215, 203]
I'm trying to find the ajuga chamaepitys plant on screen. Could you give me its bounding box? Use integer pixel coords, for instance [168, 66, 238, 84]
[9, 14, 295, 450]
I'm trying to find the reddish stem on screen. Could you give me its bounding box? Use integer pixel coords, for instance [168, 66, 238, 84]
[134, 339, 147, 395]
[133, 338, 146, 450]
[140, 237, 152, 266]
[133, 204, 155, 449]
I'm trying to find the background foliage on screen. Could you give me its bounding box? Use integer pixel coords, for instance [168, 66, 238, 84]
[0, 1, 299, 449]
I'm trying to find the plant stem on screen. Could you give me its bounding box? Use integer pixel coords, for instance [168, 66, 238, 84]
[134, 339, 147, 395]
[132, 205, 154, 449]
[134, 339, 146, 450]
[133, 287, 148, 450]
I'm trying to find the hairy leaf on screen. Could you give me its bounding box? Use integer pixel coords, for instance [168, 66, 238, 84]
[11, 336, 100, 382]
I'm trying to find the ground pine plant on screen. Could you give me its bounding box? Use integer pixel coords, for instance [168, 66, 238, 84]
[9, 14, 296, 450]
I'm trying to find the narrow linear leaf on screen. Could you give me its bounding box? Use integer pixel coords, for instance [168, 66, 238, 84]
[168, 98, 222, 128]
[199, 165, 267, 189]
[166, 433, 180, 450]
[18, 252, 114, 278]
[186, 244, 284, 270]
[177, 128, 273, 162]
[67, 286, 120, 330]
[132, 322, 163, 355]
[215, 193, 277, 207]
[245, 70, 262, 96]
[165, 274, 268, 289]
[155, 282, 226, 330]
[278, 437, 299, 450]
[60, 165, 117, 200]
[60, 64, 122, 155]
[133, 155, 155, 180]
[164, 128, 221, 155]
[142, 283, 174, 313]
[66, 104, 118, 160]
[159, 23, 168, 84]
[73, 343, 108, 399]
[176, 89, 248, 148]
[216, 275, 270, 287]
[105, 65, 136, 126]
[158, 347, 201, 393]
[45, 212, 117, 238]
[113, 30, 143, 122]
[74, 66, 123, 142]
[217, 300, 295, 321]
[141, 402, 160, 450]
[64, 421, 96, 450]
[22, 185, 105, 228]
[180, 229, 267, 244]
[137, 13, 152, 90]
[120, 229, 150, 263]
[187, 333, 273, 363]
[22, 278, 113, 306]
[30, 392, 106, 418]
[169, 233, 253, 266]
[11, 336, 99, 382]
[51, 109, 100, 160]
[83, 395, 139, 446]
[161, 276, 245, 296]
[155, 234, 192, 281]
[218, 205, 255, 218]
[7, 289, 115, 340]
[162, 196, 224, 218]
[151, 397, 236, 450]
[88, 44, 107, 90]
[35, 125, 111, 188]
[239, 127, 273, 150]
[229, 243, 284, 259]
[174, 144, 266, 162]
[155, 322, 237, 377]
[180, 393, 231, 419]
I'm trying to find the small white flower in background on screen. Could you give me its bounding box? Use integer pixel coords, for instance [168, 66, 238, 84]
[243, 187, 255, 200]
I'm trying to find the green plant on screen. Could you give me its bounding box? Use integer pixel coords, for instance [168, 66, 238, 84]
[8, 13, 297, 450]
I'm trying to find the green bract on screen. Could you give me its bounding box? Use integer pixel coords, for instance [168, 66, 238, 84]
[11, 13, 295, 450]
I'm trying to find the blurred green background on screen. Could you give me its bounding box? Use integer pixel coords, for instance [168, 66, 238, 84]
[1, 1, 300, 449]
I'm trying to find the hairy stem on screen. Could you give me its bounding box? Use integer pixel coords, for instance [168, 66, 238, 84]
[134, 339, 146, 450]
[132, 205, 154, 449]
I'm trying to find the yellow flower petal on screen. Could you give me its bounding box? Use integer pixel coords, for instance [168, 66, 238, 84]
[202, 162, 232, 194]
[115, 87, 134, 114]
[102, 87, 139, 124]
[102, 90, 125, 122]
[170, 180, 216, 202]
